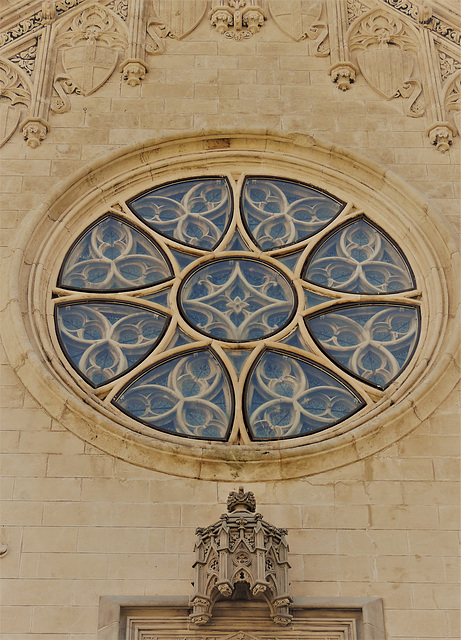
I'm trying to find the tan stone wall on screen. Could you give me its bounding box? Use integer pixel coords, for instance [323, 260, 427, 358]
[1, 1, 459, 639]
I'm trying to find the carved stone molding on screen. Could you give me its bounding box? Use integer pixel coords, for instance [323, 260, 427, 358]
[119, 0, 149, 86]
[0, 58, 31, 147]
[444, 70, 461, 135]
[349, 9, 424, 117]
[210, 0, 266, 41]
[190, 488, 292, 626]
[269, 0, 329, 56]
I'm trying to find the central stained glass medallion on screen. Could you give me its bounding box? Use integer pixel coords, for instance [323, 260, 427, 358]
[179, 258, 296, 341]
[54, 176, 420, 442]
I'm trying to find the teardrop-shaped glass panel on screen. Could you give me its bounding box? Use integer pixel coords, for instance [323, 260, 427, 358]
[304, 218, 415, 294]
[306, 304, 420, 389]
[223, 229, 252, 252]
[113, 349, 234, 440]
[58, 216, 172, 292]
[245, 349, 364, 440]
[55, 302, 170, 387]
[128, 178, 233, 250]
[241, 178, 344, 250]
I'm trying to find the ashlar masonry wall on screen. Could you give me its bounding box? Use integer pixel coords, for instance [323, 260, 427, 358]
[0, 1, 460, 639]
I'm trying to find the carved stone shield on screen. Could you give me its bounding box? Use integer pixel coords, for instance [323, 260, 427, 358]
[269, 0, 322, 41]
[0, 102, 21, 147]
[62, 41, 119, 96]
[152, 0, 207, 39]
[357, 46, 415, 99]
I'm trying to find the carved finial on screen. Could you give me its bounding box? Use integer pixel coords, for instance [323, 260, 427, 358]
[227, 486, 256, 512]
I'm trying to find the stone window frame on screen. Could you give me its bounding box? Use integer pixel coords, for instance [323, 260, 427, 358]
[97, 596, 386, 640]
[2, 131, 458, 481]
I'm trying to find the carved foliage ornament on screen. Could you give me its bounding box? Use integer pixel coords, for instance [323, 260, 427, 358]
[0, 59, 31, 147]
[54, 5, 127, 98]
[191, 488, 292, 626]
[210, 0, 266, 41]
[269, 0, 329, 56]
[349, 10, 424, 117]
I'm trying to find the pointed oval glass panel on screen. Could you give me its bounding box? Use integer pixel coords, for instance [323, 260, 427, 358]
[306, 305, 420, 389]
[128, 178, 233, 250]
[179, 258, 296, 342]
[58, 215, 173, 292]
[113, 349, 234, 440]
[55, 301, 170, 387]
[244, 349, 364, 440]
[241, 178, 344, 250]
[304, 218, 415, 294]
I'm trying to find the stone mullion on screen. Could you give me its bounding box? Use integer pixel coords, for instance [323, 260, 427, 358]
[327, 0, 358, 91]
[120, 0, 149, 86]
[20, 2, 56, 147]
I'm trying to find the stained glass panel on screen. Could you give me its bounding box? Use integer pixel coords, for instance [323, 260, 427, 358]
[56, 302, 169, 387]
[307, 305, 420, 388]
[245, 349, 363, 440]
[241, 178, 344, 250]
[179, 259, 296, 341]
[114, 349, 234, 440]
[304, 218, 415, 293]
[128, 178, 232, 250]
[58, 216, 172, 292]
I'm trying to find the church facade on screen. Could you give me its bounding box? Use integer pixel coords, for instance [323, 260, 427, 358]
[0, 1, 459, 638]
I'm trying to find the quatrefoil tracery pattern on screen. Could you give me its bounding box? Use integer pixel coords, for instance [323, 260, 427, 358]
[53, 176, 420, 442]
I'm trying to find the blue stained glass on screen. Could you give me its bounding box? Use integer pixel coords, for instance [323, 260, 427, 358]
[179, 259, 296, 341]
[128, 178, 232, 250]
[226, 349, 252, 376]
[306, 305, 420, 388]
[241, 178, 344, 250]
[58, 216, 172, 292]
[55, 302, 169, 387]
[223, 229, 252, 252]
[280, 328, 309, 351]
[277, 250, 304, 272]
[114, 349, 233, 440]
[245, 350, 363, 440]
[304, 218, 415, 294]
[169, 248, 200, 271]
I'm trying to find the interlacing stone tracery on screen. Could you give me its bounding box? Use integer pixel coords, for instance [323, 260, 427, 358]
[53, 175, 420, 442]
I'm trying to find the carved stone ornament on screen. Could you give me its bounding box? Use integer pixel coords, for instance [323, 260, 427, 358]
[426, 121, 456, 153]
[349, 9, 424, 117]
[0, 59, 31, 148]
[0, 543, 8, 557]
[149, 0, 208, 40]
[444, 70, 461, 135]
[190, 488, 292, 627]
[21, 117, 49, 148]
[54, 4, 128, 97]
[210, 0, 266, 41]
[329, 61, 358, 91]
[269, 0, 329, 56]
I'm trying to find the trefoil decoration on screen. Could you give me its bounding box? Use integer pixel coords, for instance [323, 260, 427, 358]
[210, 0, 266, 41]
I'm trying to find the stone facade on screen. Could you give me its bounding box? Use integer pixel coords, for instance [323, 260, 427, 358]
[0, 1, 459, 639]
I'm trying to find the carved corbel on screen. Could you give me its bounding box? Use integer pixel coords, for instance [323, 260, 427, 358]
[21, 116, 49, 148]
[119, 0, 149, 86]
[190, 488, 292, 627]
[326, 0, 356, 90]
[426, 122, 456, 153]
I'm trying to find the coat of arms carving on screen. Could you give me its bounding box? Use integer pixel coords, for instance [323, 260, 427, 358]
[55, 5, 127, 97]
[0, 60, 31, 148]
[269, 0, 329, 55]
[349, 10, 424, 116]
[150, 0, 208, 40]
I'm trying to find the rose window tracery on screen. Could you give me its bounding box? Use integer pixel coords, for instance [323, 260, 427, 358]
[53, 176, 420, 443]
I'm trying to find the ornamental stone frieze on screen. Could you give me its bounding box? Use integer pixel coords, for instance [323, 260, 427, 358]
[190, 488, 292, 626]
[0, 0, 460, 149]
